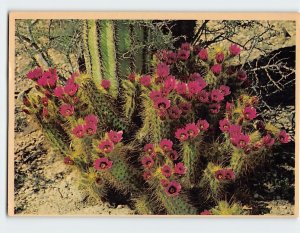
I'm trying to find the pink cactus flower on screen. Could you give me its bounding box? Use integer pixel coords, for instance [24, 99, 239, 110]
[177, 49, 190, 60]
[27, 67, 43, 80]
[277, 130, 290, 143]
[165, 181, 182, 196]
[219, 119, 231, 132]
[175, 128, 189, 142]
[141, 156, 154, 169]
[108, 130, 123, 143]
[154, 97, 171, 111]
[181, 42, 191, 51]
[94, 157, 113, 170]
[101, 80, 110, 90]
[167, 51, 177, 64]
[42, 107, 49, 118]
[174, 162, 186, 175]
[262, 134, 275, 147]
[64, 156, 74, 165]
[197, 119, 209, 131]
[161, 164, 172, 178]
[159, 139, 173, 151]
[229, 124, 242, 138]
[210, 89, 224, 102]
[59, 104, 74, 117]
[198, 49, 208, 61]
[231, 133, 250, 149]
[243, 106, 257, 120]
[64, 82, 79, 96]
[37, 69, 58, 87]
[187, 80, 202, 95]
[140, 75, 151, 87]
[237, 70, 247, 81]
[219, 85, 231, 96]
[150, 90, 163, 101]
[198, 90, 210, 103]
[84, 114, 99, 125]
[178, 102, 191, 115]
[224, 169, 235, 180]
[54, 86, 65, 98]
[211, 64, 222, 75]
[229, 44, 241, 56]
[84, 124, 97, 135]
[226, 102, 234, 112]
[98, 139, 114, 153]
[144, 143, 155, 154]
[215, 52, 224, 63]
[215, 169, 226, 180]
[40, 97, 48, 106]
[209, 103, 221, 114]
[168, 106, 182, 120]
[143, 171, 152, 181]
[189, 72, 202, 80]
[128, 73, 136, 82]
[156, 63, 170, 78]
[160, 179, 169, 187]
[185, 123, 200, 138]
[168, 150, 179, 161]
[163, 76, 176, 92]
[72, 125, 86, 138]
[200, 210, 212, 215]
[175, 82, 188, 95]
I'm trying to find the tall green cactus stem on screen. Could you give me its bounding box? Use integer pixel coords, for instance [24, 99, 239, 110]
[98, 20, 118, 97]
[134, 195, 156, 215]
[81, 80, 128, 131]
[182, 141, 200, 187]
[131, 22, 145, 74]
[87, 20, 102, 86]
[115, 21, 132, 80]
[122, 80, 137, 121]
[82, 20, 92, 75]
[155, 187, 198, 215]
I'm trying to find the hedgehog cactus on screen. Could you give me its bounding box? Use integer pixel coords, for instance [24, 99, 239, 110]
[22, 37, 290, 215]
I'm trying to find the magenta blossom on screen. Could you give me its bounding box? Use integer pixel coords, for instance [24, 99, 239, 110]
[98, 139, 114, 153]
[231, 133, 250, 148]
[168, 106, 182, 120]
[198, 49, 208, 61]
[94, 157, 113, 171]
[187, 80, 203, 95]
[144, 143, 155, 153]
[224, 169, 235, 180]
[197, 119, 209, 131]
[229, 124, 242, 138]
[59, 104, 74, 117]
[237, 70, 247, 81]
[219, 119, 231, 132]
[165, 181, 182, 196]
[168, 150, 179, 161]
[219, 85, 231, 96]
[167, 51, 177, 64]
[211, 64, 222, 75]
[84, 114, 99, 125]
[181, 42, 191, 51]
[156, 63, 170, 78]
[209, 103, 221, 114]
[226, 102, 234, 112]
[215, 169, 226, 180]
[215, 52, 224, 63]
[159, 139, 173, 151]
[141, 156, 154, 169]
[243, 106, 257, 120]
[277, 130, 290, 143]
[84, 124, 97, 135]
[262, 134, 275, 147]
[175, 128, 189, 142]
[177, 49, 190, 60]
[37, 69, 58, 87]
[174, 162, 186, 175]
[27, 67, 43, 80]
[229, 44, 241, 56]
[163, 76, 176, 92]
[161, 164, 172, 178]
[140, 75, 152, 87]
[143, 171, 152, 181]
[41, 97, 48, 106]
[72, 125, 85, 138]
[54, 86, 65, 98]
[200, 210, 212, 215]
[198, 90, 210, 103]
[210, 89, 224, 102]
[185, 123, 200, 138]
[108, 130, 123, 143]
[175, 82, 187, 95]
[160, 179, 169, 187]
[178, 102, 191, 115]
[101, 80, 110, 90]
[128, 73, 136, 82]
[150, 90, 163, 101]
[42, 107, 48, 118]
[64, 82, 79, 96]
[154, 97, 171, 111]
[189, 72, 202, 80]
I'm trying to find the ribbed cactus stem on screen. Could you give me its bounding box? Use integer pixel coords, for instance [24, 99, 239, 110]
[87, 20, 102, 86]
[82, 20, 92, 75]
[131, 22, 145, 74]
[98, 20, 118, 97]
[182, 141, 199, 187]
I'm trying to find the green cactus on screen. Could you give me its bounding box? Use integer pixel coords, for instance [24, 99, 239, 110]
[182, 141, 200, 187]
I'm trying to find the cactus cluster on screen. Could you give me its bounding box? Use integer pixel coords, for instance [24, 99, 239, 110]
[21, 22, 291, 215]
